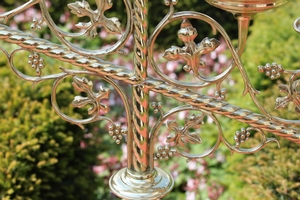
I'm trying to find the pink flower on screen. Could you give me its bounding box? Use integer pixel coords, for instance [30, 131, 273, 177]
[171, 170, 179, 178]
[187, 160, 197, 171]
[216, 152, 225, 163]
[207, 182, 225, 200]
[186, 178, 199, 191]
[196, 165, 205, 175]
[80, 141, 87, 149]
[93, 165, 107, 175]
[186, 191, 196, 200]
[100, 30, 108, 38]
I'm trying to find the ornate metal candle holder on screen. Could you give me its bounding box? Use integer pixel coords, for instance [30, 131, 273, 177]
[0, 0, 299, 199]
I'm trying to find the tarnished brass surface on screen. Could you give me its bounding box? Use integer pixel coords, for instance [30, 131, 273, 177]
[0, 0, 298, 199]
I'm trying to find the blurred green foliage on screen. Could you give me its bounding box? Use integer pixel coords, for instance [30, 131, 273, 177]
[227, 1, 300, 199]
[242, 1, 300, 91]
[0, 48, 101, 199]
[1, 0, 300, 200]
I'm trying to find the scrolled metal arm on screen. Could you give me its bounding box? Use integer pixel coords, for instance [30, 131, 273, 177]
[0, 0, 299, 199]
[2, 23, 299, 143]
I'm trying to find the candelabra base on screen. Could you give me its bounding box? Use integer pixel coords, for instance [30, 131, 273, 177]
[109, 167, 174, 200]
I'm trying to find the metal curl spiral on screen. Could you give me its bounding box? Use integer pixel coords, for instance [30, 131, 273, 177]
[150, 105, 222, 161]
[221, 127, 280, 155]
[40, 0, 133, 56]
[5, 46, 132, 132]
[148, 9, 255, 95]
[0, 0, 133, 57]
[151, 105, 280, 160]
[2, 0, 300, 198]
[51, 73, 112, 129]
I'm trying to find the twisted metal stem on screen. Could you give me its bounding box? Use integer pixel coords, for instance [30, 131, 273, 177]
[0, 25, 138, 83]
[130, 0, 151, 173]
[1, 24, 299, 146]
[2, 1, 298, 199]
[144, 78, 300, 143]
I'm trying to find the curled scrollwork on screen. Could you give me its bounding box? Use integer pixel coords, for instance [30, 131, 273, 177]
[276, 80, 300, 114]
[1, 0, 300, 172]
[257, 62, 300, 125]
[52, 74, 113, 129]
[276, 71, 300, 115]
[222, 127, 280, 155]
[39, 0, 133, 56]
[148, 3, 256, 99]
[68, 0, 122, 38]
[163, 19, 221, 79]
[150, 105, 222, 161]
[0, 0, 133, 57]
[2, 47, 132, 139]
[72, 76, 110, 116]
[166, 114, 204, 147]
[150, 104, 280, 161]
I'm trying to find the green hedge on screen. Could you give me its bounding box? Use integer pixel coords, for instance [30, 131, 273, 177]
[227, 1, 300, 199]
[0, 49, 100, 199]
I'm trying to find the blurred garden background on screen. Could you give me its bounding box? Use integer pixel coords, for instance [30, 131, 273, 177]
[1, 0, 300, 199]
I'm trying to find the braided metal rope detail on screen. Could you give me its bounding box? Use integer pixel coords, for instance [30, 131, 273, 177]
[131, 0, 150, 172]
[144, 78, 300, 144]
[1, 24, 300, 145]
[0, 25, 138, 84]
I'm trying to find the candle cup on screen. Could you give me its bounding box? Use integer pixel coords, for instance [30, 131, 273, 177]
[206, 0, 287, 55]
[205, 0, 287, 14]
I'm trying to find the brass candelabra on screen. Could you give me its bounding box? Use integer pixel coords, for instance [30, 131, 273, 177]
[1, 0, 299, 199]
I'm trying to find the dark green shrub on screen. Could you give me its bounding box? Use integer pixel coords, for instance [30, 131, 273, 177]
[227, 1, 300, 199]
[0, 49, 100, 199]
[242, 1, 300, 91]
[232, 140, 300, 200]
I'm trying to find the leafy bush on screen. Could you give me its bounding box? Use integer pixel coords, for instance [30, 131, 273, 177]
[2, 1, 300, 200]
[0, 49, 101, 199]
[231, 140, 300, 200]
[227, 1, 300, 199]
[242, 1, 300, 90]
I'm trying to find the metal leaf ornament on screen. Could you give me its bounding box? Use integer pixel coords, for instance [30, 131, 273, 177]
[166, 114, 203, 147]
[163, 19, 220, 77]
[275, 80, 300, 114]
[183, 114, 203, 144]
[68, 0, 122, 38]
[72, 76, 110, 116]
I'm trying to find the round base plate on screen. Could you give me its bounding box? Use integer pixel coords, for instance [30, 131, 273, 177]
[109, 167, 174, 200]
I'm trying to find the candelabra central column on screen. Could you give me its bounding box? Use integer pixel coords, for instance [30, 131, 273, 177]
[109, 0, 174, 199]
[130, 0, 151, 173]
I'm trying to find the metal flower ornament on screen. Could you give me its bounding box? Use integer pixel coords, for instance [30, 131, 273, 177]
[68, 0, 122, 38]
[258, 62, 300, 114]
[276, 76, 300, 114]
[166, 114, 204, 147]
[72, 76, 110, 116]
[163, 19, 220, 77]
[0, 0, 300, 199]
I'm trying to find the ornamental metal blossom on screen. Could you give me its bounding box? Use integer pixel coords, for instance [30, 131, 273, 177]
[1, 0, 300, 199]
[68, 0, 122, 37]
[163, 19, 221, 77]
[72, 76, 110, 115]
